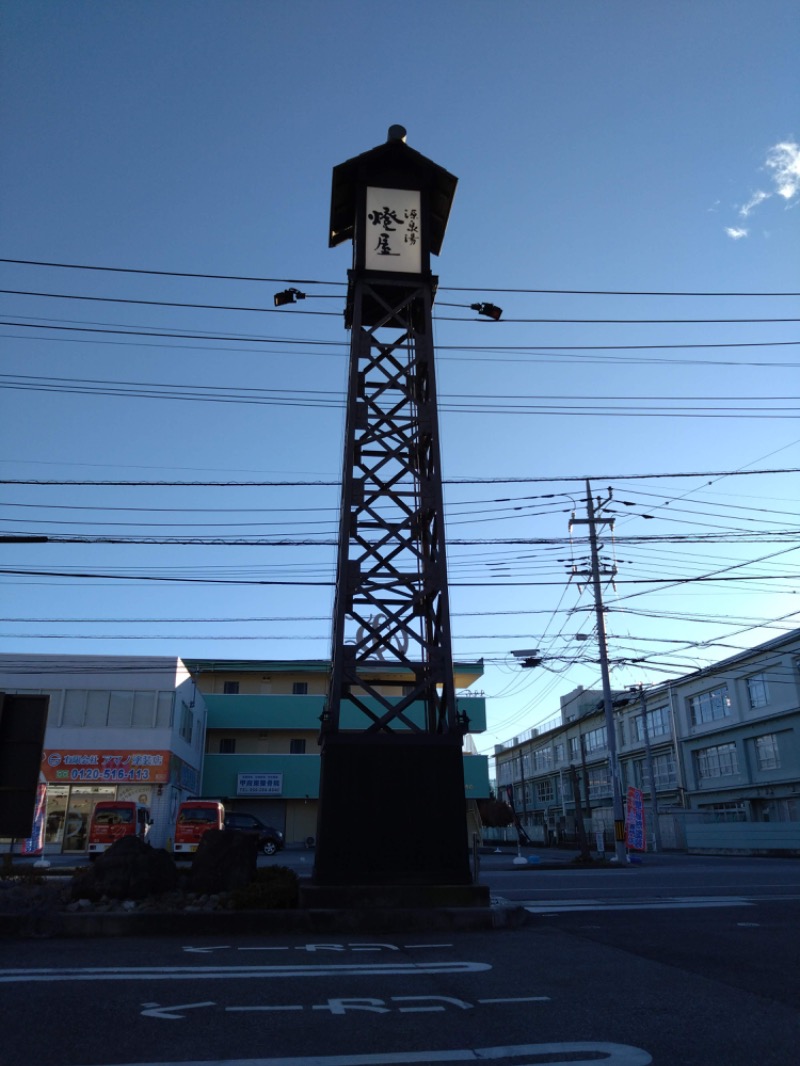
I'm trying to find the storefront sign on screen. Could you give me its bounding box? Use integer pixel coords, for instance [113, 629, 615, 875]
[237, 773, 283, 796]
[41, 750, 171, 784]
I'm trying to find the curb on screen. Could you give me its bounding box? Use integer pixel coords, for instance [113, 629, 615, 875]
[0, 903, 529, 938]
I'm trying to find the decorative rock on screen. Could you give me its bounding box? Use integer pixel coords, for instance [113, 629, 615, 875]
[70, 837, 178, 901]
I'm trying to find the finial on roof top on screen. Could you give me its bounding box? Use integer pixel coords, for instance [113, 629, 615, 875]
[387, 124, 407, 143]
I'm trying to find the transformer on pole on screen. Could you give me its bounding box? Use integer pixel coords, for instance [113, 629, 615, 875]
[313, 127, 473, 889]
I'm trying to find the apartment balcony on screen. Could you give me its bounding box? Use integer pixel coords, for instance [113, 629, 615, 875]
[203, 693, 487, 733]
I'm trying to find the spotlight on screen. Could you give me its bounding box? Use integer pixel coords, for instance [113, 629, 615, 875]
[274, 287, 307, 307]
[470, 302, 503, 320]
[511, 648, 541, 668]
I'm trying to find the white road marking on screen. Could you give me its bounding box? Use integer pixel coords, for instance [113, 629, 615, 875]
[140, 1001, 215, 1020]
[142, 992, 551, 1019]
[226, 1004, 304, 1013]
[402, 943, 453, 949]
[0, 960, 490, 984]
[392, 996, 473, 1013]
[73, 1040, 652, 1065]
[233, 950, 290, 959]
[524, 896, 753, 913]
[191, 942, 451, 954]
[477, 996, 551, 1004]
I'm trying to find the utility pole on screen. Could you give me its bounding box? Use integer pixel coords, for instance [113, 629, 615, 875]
[570, 480, 627, 863]
[635, 683, 663, 853]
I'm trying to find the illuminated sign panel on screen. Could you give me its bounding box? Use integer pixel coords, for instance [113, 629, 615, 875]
[364, 187, 421, 273]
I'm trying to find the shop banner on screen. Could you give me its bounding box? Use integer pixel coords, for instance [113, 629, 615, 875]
[41, 750, 172, 784]
[625, 786, 646, 852]
[19, 782, 47, 855]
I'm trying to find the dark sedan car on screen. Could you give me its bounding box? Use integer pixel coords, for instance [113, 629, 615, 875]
[224, 812, 285, 855]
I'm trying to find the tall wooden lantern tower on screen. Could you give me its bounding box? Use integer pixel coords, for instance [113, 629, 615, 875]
[314, 127, 472, 888]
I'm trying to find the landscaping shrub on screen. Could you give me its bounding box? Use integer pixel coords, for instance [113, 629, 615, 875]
[228, 865, 299, 910]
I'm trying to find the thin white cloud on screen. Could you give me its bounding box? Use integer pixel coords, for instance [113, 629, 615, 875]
[724, 140, 799, 238]
[765, 141, 800, 202]
[739, 190, 770, 217]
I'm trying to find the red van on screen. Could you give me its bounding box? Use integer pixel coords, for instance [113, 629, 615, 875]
[173, 799, 225, 856]
[88, 800, 152, 857]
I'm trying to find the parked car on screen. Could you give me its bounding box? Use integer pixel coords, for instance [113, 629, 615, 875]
[88, 800, 152, 858]
[224, 812, 284, 855]
[173, 799, 225, 856]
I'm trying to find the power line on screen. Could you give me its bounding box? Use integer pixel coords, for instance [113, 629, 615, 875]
[0, 258, 343, 286]
[1, 566, 798, 587]
[8, 372, 800, 417]
[3, 290, 797, 324]
[2, 258, 797, 296]
[3, 319, 798, 357]
[3, 466, 799, 486]
[0, 289, 342, 314]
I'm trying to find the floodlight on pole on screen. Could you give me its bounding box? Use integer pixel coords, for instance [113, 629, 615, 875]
[511, 648, 542, 668]
[470, 302, 503, 320]
[273, 287, 307, 307]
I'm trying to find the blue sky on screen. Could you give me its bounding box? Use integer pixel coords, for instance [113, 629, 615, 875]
[1, 1, 799, 752]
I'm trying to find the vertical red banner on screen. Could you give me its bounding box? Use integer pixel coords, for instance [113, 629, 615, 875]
[19, 782, 47, 855]
[625, 786, 646, 852]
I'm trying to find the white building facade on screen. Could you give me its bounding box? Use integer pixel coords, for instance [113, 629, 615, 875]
[0, 655, 207, 854]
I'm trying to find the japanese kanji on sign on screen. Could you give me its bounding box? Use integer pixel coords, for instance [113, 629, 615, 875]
[365, 187, 421, 273]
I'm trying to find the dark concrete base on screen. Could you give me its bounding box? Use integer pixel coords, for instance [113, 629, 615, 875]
[299, 882, 490, 910]
[315, 734, 472, 886]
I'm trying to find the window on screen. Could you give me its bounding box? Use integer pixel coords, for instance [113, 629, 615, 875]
[746, 674, 769, 709]
[223, 681, 240, 694]
[179, 701, 194, 744]
[85, 690, 109, 726]
[689, 686, 731, 726]
[587, 767, 611, 799]
[699, 802, 747, 822]
[634, 752, 677, 791]
[634, 706, 671, 741]
[289, 738, 306, 754]
[695, 742, 739, 779]
[554, 742, 565, 764]
[108, 690, 134, 727]
[156, 691, 174, 728]
[132, 691, 155, 728]
[536, 779, 554, 803]
[292, 682, 308, 695]
[584, 726, 607, 753]
[754, 733, 780, 771]
[533, 747, 552, 771]
[568, 736, 580, 761]
[63, 690, 87, 726]
[219, 738, 236, 754]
